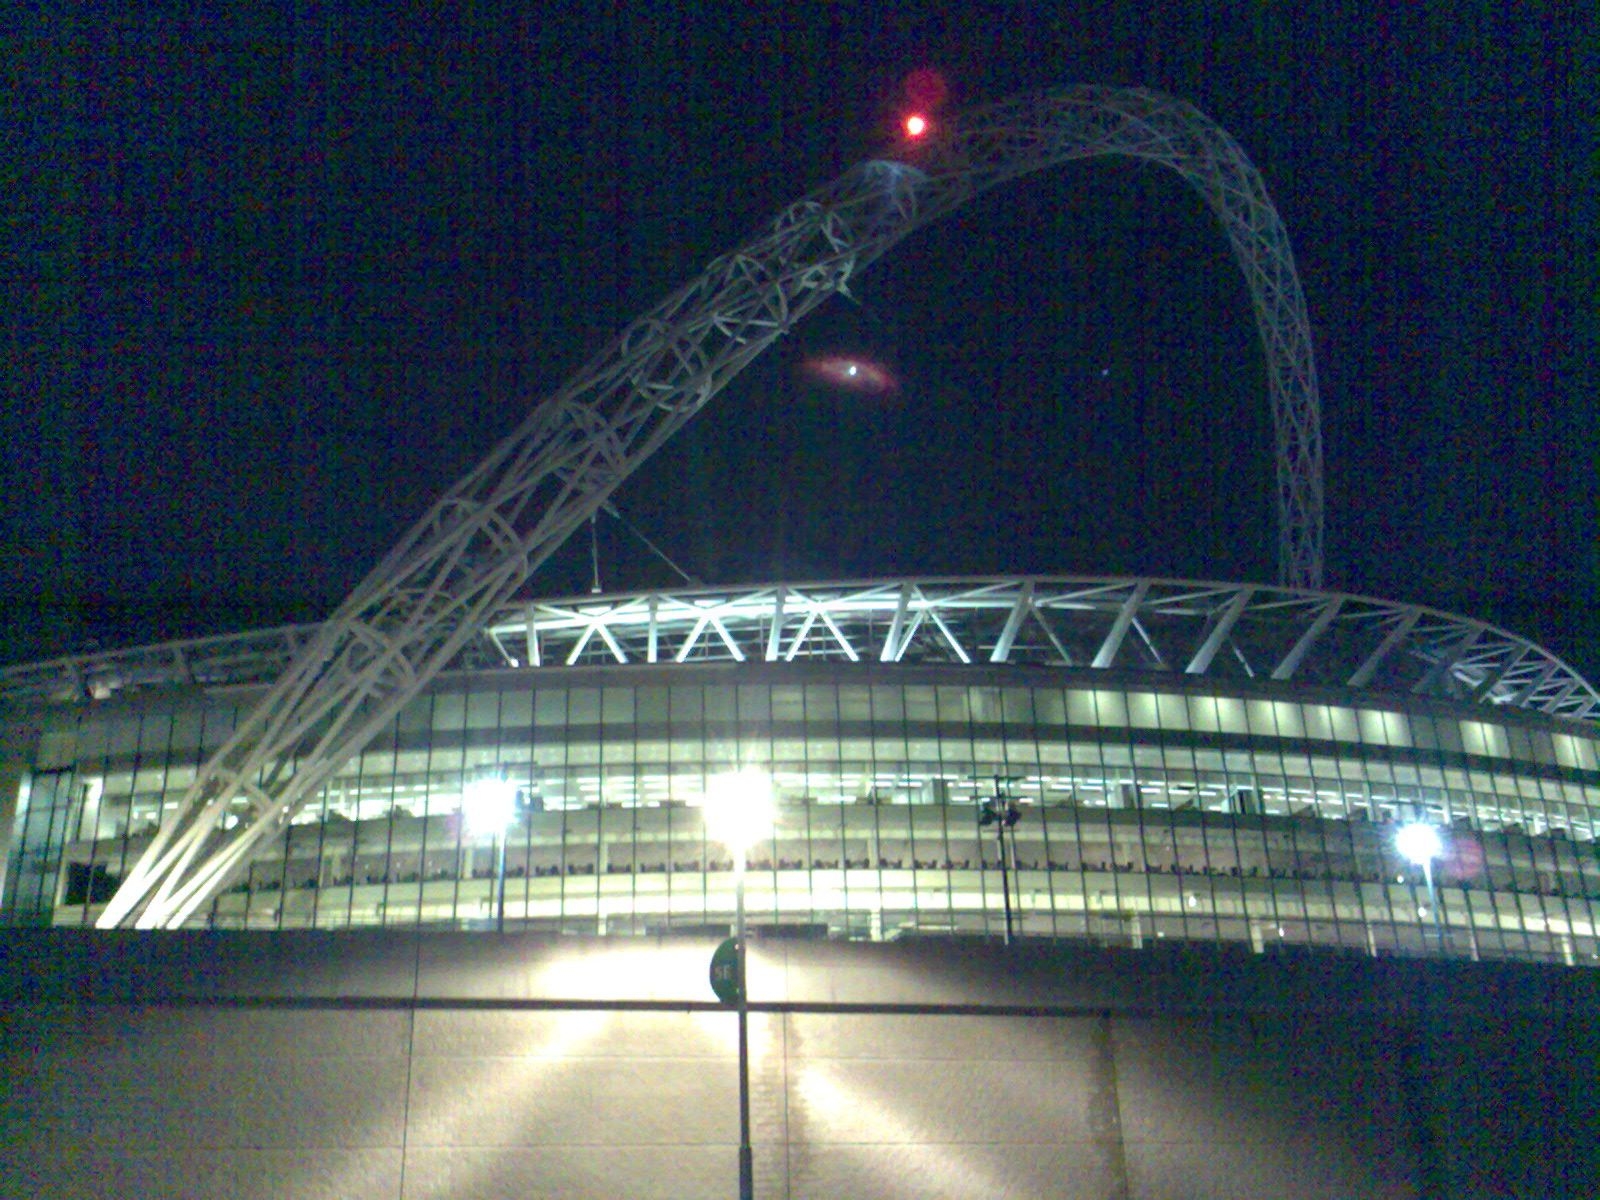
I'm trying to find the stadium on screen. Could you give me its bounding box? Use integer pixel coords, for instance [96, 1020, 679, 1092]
[6, 573, 1600, 965]
[4, 85, 1598, 1199]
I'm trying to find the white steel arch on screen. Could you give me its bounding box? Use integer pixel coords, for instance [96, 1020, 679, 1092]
[98, 85, 1325, 928]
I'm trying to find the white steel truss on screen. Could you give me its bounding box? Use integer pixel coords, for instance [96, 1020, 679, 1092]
[480, 577, 1600, 720]
[10, 575, 1594, 722]
[94, 85, 1327, 928]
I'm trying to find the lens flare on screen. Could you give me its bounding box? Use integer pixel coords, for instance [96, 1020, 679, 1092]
[800, 354, 898, 395]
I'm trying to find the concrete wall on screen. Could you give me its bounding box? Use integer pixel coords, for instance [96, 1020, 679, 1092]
[2, 932, 1597, 1199]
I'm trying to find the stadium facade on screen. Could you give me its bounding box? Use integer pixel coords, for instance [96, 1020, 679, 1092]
[6, 574, 1598, 968]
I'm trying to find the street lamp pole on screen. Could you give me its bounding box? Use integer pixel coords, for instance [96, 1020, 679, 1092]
[702, 768, 773, 1200]
[1396, 820, 1445, 955]
[493, 828, 507, 935]
[978, 777, 1022, 945]
[463, 772, 517, 934]
[734, 848, 753, 1200]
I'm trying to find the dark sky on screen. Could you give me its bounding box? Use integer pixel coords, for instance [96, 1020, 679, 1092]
[5, 3, 1596, 679]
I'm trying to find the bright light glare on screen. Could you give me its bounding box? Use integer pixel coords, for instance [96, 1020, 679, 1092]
[903, 113, 928, 137]
[1395, 821, 1443, 866]
[701, 768, 776, 853]
[463, 775, 518, 837]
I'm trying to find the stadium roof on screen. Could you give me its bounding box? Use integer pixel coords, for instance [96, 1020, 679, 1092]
[4, 576, 1595, 726]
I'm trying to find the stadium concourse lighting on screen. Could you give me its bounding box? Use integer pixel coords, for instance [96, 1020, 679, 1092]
[1396, 820, 1444, 952]
[701, 768, 775, 1200]
[463, 773, 518, 933]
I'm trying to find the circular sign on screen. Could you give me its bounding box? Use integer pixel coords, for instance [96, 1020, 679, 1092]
[709, 936, 742, 1004]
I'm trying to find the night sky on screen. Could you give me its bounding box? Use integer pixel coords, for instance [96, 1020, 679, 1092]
[6, 4, 1596, 680]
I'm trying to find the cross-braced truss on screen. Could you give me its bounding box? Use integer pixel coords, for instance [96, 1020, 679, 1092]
[483, 577, 1598, 720]
[10, 575, 1595, 722]
[96, 85, 1326, 928]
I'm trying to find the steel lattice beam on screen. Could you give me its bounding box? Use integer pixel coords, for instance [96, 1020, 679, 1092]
[98, 84, 1326, 928]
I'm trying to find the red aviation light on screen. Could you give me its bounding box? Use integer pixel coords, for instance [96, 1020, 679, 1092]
[903, 113, 930, 138]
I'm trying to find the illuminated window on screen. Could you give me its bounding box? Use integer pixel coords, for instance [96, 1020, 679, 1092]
[1127, 692, 1160, 729]
[1066, 690, 1098, 725]
[1155, 693, 1189, 730]
[1246, 701, 1278, 737]
[1187, 695, 1220, 732]
[1326, 707, 1360, 742]
[1358, 709, 1411, 747]
[1460, 720, 1510, 758]
[1094, 691, 1129, 727]
[1215, 698, 1248, 734]
[1553, 733, 1600, 772]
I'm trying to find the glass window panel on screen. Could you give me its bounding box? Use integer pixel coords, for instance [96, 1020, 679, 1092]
[736, 685, 772, 722]
[1066, 690, 1099, 726]
[568, 689, 601, 724]
[806, 686, 840, 723]
[1553, 733, 1598, 772]
[1215, 698, 1248, 734]
[534, 691, 567, 727]
[935, 687, 969, 723]
[500, 690, 533, 728]
[602, 688, 636, 724]
[1155, 692, 1189, 731]
[428, 746, 465, 772]
[109, 719, 140, 755]
[466, 691, 500, 730]
[1033, 688, 1066, 726]
[903, 686, 938, 722]
[1504, 726, 1534, 762]
[429, 693, 466, 732]
[1460, 721, 1487, 757]
[1302, 705, 1333, 741]
[1126, 692, 1160, 729]
[1327, 707, 1359, 741]
[670, 686, 704, 724]
[600, 740, 636, 765]
[1187, 695, 1221, 733]
[1163, 745, 1198, 770]
[770, 687, 805, 721]
[838, 686, 872, 721]
[1094, 691, 1128, 727]
[1271, 701, 1305, 738]
[1038, 741, 1071, 765]
[703, 739, 739, 767]
[1246, 701, 1278, 737]
[861, 686, 899, 722]
[703, 686, 736, 722]
[135, 714, 173, 756]
[1001, 688, 1035, 725]
[969, 688, 1002, 724]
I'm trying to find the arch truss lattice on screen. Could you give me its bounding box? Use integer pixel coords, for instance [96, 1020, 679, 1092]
[98, 85, 1325, 928]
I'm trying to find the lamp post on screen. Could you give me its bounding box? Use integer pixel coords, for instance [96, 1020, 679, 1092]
[703, 768, 775, 1200]
[977, 777, 1023, 945]
[463, 773, 518, 933]
[1396, 820, 1444, 955]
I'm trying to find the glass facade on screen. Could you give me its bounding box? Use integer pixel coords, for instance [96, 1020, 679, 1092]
[8, 664, 1600, 966]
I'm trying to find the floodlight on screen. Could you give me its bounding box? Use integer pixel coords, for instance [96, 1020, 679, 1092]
[463, 774, 518, 838]
[702, 768, 776, 853]
[1395, 821, 1443, 867]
